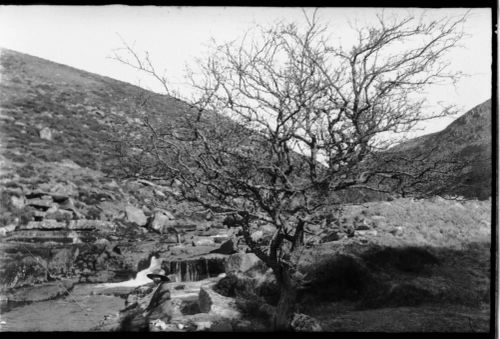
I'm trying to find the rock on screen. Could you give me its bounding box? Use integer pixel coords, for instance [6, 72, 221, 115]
[153, 208, 175, 220]
[125, 205, 148, 226]
[153, 189, 166, 198]
[150, 211, 176, 233]
[33, 210, 46, 219]
[39, 127, 52, 140]
[10, 195, 25, 209]
[356, 230, 378, 237]
[260, 224, 276, 235]
[222, 214, 246, 228]
[198, 286, 242, 319]
[58, 198, 83, 218]
[250, 230, 264, 242]
[149, 319, 175, 331]
[58, 159, 81, 169]
[48, 182, 78, 200]
[320, 231, 341, 243]
[224, 253, 267, 276]
[174, 221, 197, 232]
[0, 224, 16, 236]
[19, 220, 66, 230]
[389, 227, 404, 236]
[26, 197, 53, 209]
[94, 238, 110, 245]
[212, 234, 230, 243]
[142, 205, 152, 215]
[68, 219, 115, 231]
[45, 209, 73, 222]
[210, 239, 237, 255]
[355, 221, 371, 231]
[213, 272, 254, 297]
[291, 313, 323, 332]
[4, 279, 75, 303]
[192, 237, 215, 247]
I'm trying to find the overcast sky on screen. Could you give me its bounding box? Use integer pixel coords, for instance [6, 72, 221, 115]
[0, 6, 492, 137]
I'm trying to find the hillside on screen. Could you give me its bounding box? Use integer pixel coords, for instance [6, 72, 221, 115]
[391, 99, 492, 199]
[0, 48, 200, 175]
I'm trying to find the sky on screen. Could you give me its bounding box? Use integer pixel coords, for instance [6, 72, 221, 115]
[0, 6, 492, 137]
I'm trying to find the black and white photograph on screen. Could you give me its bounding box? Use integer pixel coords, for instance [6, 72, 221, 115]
[0, 5, 495, 332]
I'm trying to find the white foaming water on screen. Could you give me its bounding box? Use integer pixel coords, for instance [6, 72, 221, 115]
[94, 256, 163, 288]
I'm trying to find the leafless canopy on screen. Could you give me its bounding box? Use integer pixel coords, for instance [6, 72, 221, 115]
[111, 9, 468, 329]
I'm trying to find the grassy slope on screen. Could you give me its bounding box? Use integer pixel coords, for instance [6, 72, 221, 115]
[299, 197, 491, 332]
[0, 48, 191, 175]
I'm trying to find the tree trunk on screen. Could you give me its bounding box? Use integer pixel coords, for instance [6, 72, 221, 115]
[273, 267, 297, 331]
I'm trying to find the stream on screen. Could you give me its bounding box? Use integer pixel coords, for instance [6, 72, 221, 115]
[0, 256, 218, 332]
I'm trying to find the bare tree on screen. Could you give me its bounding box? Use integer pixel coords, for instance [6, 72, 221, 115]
[111, 9, 468, 330]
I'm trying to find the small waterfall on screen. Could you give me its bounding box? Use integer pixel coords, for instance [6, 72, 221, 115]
[163, 257, 226, 282]
[95, 256, 163, 288]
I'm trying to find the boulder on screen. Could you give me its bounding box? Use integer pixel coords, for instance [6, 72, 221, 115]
[224, 253, 266, 275]
[192, 237, 215, 247]
[212, 234, 230, 243]
[153, 208, 175, 220]
[198, 286, 242, 319]
[58, 198, 83, 218]
[320, 231, 341, 243]
[291, 313, 323, 332]
[45, 208, 73, 222]
[167, 313, 233, 332]
[26, 197, 53, 209]
[39, 127, 52, 140]
[10, 195, 25, 209]
[0, 224, 16, 237]
[355, 222, 371, 231]
[390, 227, 404, 236]
[125, 205, 147, 226]
[250, 230, 264, 242]
[356, 230, 378, 237]
[48, 182, 78, 200]
[210, 239, 237, 255]
[150, 211, 176, 233]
